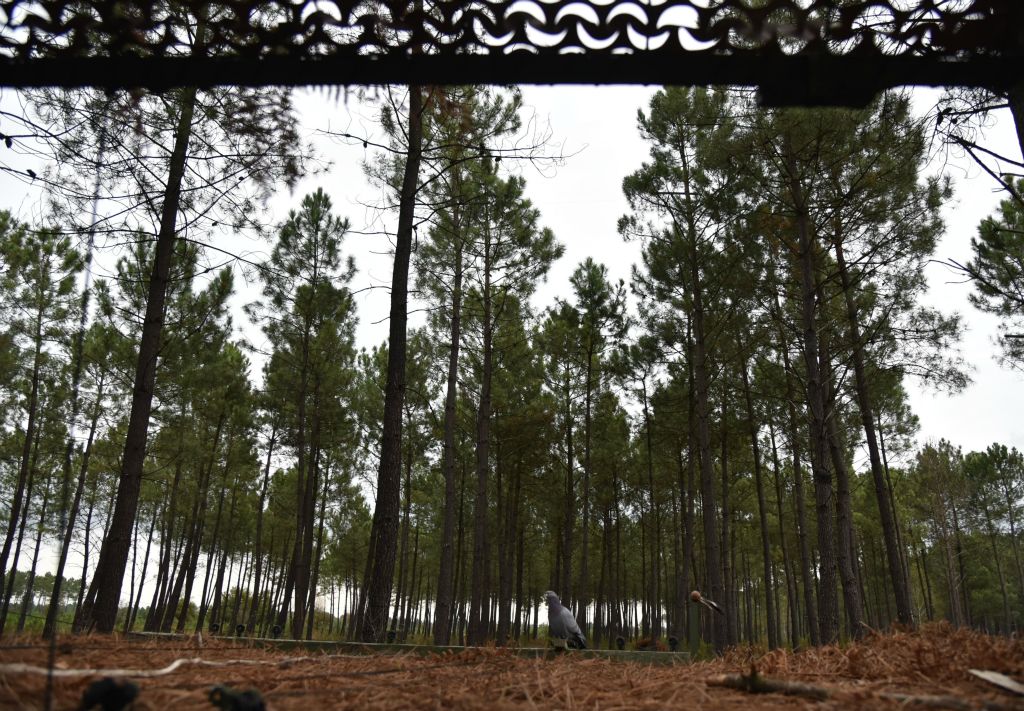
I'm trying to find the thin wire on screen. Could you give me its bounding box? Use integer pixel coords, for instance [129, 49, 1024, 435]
[5, 653, 404, 678]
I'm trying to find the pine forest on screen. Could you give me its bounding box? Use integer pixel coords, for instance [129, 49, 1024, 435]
[3, 83, 1024, 657]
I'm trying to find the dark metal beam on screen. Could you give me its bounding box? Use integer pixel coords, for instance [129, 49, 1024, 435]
[0, 52, 1018, 106]
[1, 0, 1020, 104]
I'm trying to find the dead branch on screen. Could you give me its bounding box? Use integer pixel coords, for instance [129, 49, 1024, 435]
[706, 667, 830, 700]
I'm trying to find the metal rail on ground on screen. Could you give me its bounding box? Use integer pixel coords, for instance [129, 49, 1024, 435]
[125, 631, 691, 664]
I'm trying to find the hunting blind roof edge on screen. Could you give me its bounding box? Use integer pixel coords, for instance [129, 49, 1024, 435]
[0, 0, 1021, 105]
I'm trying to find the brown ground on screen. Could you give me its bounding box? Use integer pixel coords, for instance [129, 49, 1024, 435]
[1, 624, 1022, 710]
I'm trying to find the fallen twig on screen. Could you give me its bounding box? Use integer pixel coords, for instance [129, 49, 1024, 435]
[707, 666, 831, 700]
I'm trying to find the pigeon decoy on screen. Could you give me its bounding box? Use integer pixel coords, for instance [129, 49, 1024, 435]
[690, 590, 724, 615]
[78, 677, 139, 711]
[615, 636, 626, 650]
[543, 591, 586, 649]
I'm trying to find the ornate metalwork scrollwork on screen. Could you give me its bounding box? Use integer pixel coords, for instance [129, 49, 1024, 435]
[0, 0, 1020, 103]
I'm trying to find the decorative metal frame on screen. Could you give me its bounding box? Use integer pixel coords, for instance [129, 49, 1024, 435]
[1, 0, 1021, 104]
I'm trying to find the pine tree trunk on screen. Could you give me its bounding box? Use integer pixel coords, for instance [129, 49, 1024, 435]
[72, 489, 96, 628]
[561, 369, 574, 606]
[196, 518, 223, 632]
[679, 144, 726, 652]
[1, 423, 42, 633]
[683, 333, 698, 646]
[146, 430, 185, 632]
[305, 469, 330, 640]
[267, 531, 292, 634]
[768, 424, 801, 646]
[433, 229, 463, 644]
[195, 435, 234, 632]
[495, 454, 516, 644]
[741, 362, 777, 649]
[579, 349, 595, 637]
[641, 381, 660, 639]
[44, 371, 104, 638]
[785, 136, 839, 645]
[597, 508, 610, 647]
[163, 412, 223, 632]
[79, 87, 197, 633]
[294, 383, 322, 639]
[0, 308, 44, 602]
[952, 504, 971, 625]
[981, 504, 1011, 633]
[937, 514, 963, 625]
[776, 323, 820, 646]
[358, 85, 423, 643]
[403, 526, 420, 640]
[514, 525, 525, 641]
[452, 448, 467, 645]
[820, 335, 865, 638]
[877, 416, 913, 607]
[720, 398, 737, 647]
[125, 505, 156, 633]
[16, 479, 50, 633]
[124, 505, 141, 632]
[231, 552, 250, 631]
[640, 483, 650, 638]
[267, 545, 286, 633]
[916, 544, 934, 621]
[468, 235, 493, 645]
[393, 426, 413, 635]
[833, 234, 914, 625]
[208, 477, 240, 631]
[673, 448, 688, 642]
[611, 464, 622, 640]
[284, 324, 313, 639]
[999, 480, 1024, 611]
[247, 422, 277, 632]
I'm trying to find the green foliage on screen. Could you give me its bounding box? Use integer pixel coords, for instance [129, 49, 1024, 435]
[969, 179, 1024, 369]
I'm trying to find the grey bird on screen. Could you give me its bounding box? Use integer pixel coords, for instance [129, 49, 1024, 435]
[691, 589, 725, 615]
[544, 591, 586, 649]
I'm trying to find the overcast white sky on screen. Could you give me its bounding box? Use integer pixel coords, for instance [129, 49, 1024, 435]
[279, 85, 1024, 464]
[3, 84, 1023, 467]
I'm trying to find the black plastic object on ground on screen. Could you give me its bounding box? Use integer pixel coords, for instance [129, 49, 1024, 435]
[78, 677, 139, 711]
[209, 685, 266, 711]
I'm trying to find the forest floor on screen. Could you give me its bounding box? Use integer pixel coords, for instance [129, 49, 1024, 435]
[1, 623, 1022, 710]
